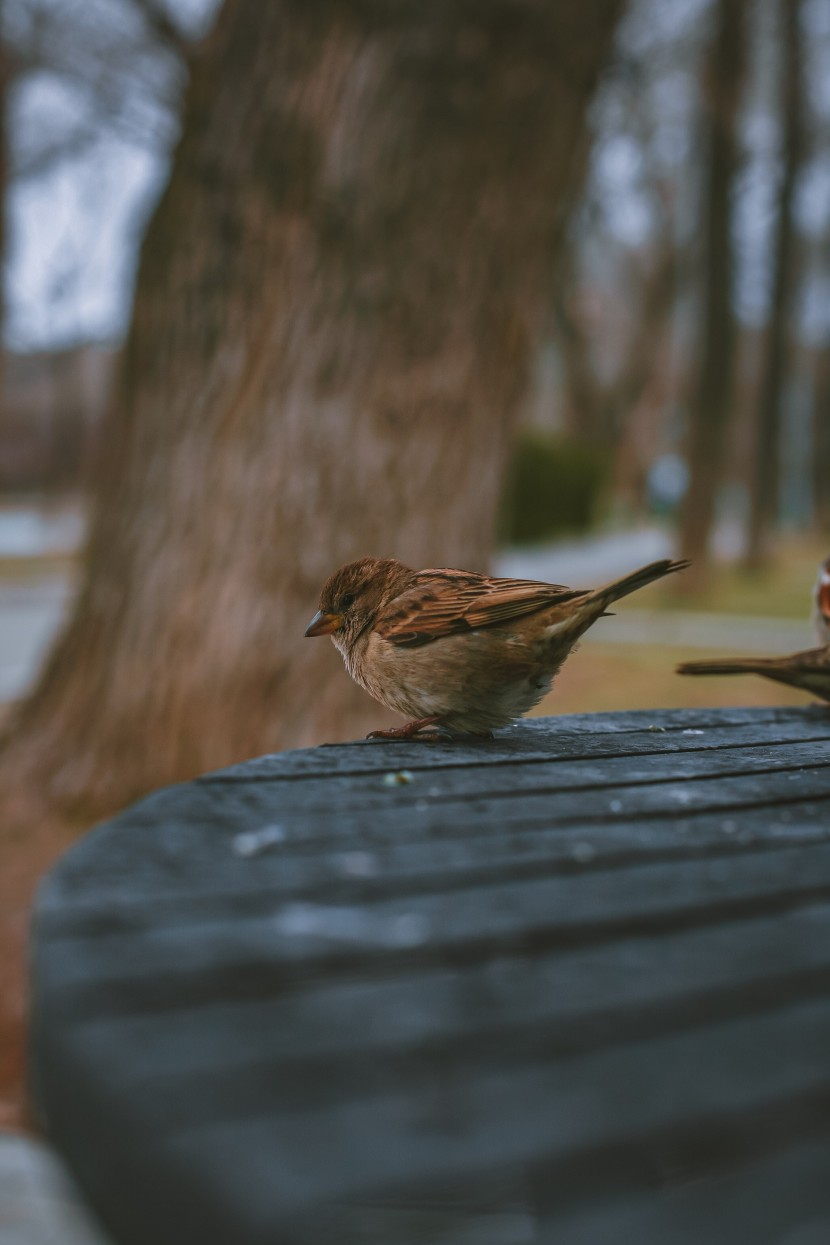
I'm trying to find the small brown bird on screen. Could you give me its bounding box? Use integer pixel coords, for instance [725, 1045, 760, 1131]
[305, 555, 689, 739]
[813, 555, 830, 645]
[676, 646, 830, 702]
[678, 552, 830, 703]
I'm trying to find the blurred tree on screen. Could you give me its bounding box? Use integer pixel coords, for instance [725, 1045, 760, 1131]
[500, 430, 611, 543]
[815, 342, 830, 536]
[746, 0, 805, 568]
[0, 0, 623, 818]
[554, 231, 677, 511]
[678, 0, 748, 570]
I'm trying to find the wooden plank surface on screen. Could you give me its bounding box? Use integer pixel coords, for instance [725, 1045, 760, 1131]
[30, 707, 830, 1245]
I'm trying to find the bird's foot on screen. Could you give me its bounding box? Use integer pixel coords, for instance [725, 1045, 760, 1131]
[366, 720, 495, 743]
[366, 716, 444, 741]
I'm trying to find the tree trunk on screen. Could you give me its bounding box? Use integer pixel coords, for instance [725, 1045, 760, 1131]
[745, 0, 805, 567]
[678, 0, 747, 569]
[553, 271, 616, 448]
[0, 0, 622, 820]
[554, 240, 679, 517]
[814, 342, 830, 536]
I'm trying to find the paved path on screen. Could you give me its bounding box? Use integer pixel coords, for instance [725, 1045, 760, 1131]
[0, 1133, 110, 1245]
[0, 577, 75, 703]
[494, 526, 676, 584]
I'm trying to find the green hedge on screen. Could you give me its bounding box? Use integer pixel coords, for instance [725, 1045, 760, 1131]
[500, 431, 610, 545]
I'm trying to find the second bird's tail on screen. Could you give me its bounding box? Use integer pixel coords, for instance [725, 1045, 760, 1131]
[676, 657, 775, 678]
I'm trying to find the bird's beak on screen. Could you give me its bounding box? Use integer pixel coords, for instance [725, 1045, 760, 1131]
[304, 610, 342, 637]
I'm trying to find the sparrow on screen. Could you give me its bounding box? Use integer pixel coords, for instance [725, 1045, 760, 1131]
[676, 646, 830, 702]
[305, 555, 689, 739]
[677, 552, 830, 703]
[813, 555, 830, 645]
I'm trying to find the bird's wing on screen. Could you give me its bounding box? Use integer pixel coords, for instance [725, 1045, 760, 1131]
[375, 571, 588, 648]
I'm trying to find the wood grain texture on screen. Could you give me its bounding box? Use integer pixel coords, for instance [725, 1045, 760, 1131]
[31, 708, 830, 1245]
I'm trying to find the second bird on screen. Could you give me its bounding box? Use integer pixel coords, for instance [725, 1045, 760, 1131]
[677, 553, 830, 703]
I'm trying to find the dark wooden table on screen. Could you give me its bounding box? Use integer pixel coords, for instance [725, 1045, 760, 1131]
[30, 706, 830, 1245]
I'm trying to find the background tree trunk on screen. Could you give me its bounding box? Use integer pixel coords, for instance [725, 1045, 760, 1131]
[814, 342, 830, 537]
[0, 0, 622, 821]
[678, 0, 747, 570]
[745, 0, 805, 567]
[554, 238, 678, 516]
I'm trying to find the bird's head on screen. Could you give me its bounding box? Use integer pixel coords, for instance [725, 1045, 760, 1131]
[305, 557, 413, 652]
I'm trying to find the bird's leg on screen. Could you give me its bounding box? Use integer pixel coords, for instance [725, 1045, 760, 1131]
[366, 716, 444, 741]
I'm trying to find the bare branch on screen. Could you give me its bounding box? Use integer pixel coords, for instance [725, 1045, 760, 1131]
[123, 0, 195, 60]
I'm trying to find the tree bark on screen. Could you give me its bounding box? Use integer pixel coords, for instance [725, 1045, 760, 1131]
[678, 0, 747, 570]
[0, 0, 622, 819]
[745, 0, 805, 567]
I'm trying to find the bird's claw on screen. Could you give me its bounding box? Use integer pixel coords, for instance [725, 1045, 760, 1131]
[366, 716, 444, 741]
[366, 723, 494, 743]
[367, 730, 447, 743]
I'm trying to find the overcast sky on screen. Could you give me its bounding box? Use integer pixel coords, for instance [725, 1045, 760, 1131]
[5, 0, 218, 351]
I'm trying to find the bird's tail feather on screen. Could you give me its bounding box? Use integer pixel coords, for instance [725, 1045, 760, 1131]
[586, 559, 690, 609]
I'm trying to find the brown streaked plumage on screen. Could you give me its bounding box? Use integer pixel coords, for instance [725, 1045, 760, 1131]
[676, 646, 830, 703]
[305, 555, 689, 739]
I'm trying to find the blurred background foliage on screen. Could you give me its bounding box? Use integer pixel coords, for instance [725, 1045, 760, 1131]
[500, 432, 612, 544]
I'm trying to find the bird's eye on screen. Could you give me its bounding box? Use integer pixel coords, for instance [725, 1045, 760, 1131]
[340, 593, 355, 610]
